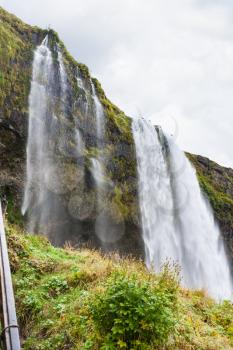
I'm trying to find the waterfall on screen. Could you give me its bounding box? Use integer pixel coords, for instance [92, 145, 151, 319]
[77, 68, 85, 90]
[91, 158, 106, 196]
[22, 36, 55, 231]
[22, 37, 72, 241]
[132, 118, 233, 300]
[90, 83, 110, 244]
[22, 35, 109, 246]
[57, 46, 68, 99]
[91, 83, 105, 147]
[90, 82, 106, 199]
[75, 129, 84, 157]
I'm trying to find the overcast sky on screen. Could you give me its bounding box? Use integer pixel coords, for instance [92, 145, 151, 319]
[1, 0, 233, 167]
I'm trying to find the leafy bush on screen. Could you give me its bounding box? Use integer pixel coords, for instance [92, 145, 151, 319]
[20, 291, 43, 319]
[43, 276, 68, 297]
[89, 272, 178, 349]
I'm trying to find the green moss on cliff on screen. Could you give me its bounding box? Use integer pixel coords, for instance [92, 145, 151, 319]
[198, 174, 233, 224]
[187, 154, 233, 244]
[0, 7, 44, 119]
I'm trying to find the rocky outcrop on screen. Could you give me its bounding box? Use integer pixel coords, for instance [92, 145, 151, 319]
[188, 153, 233, 263]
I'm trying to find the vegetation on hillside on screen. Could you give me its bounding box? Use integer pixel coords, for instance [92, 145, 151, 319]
[6, 222, 233, 350]
[0, 7, 44, 118]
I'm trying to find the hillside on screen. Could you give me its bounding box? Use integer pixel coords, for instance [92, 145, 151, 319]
[6, 222, 233, 350]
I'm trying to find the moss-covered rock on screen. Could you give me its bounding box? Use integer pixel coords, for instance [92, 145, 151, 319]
[187, 153, 233, 262]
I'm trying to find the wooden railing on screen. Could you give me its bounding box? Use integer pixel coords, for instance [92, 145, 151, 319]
[0, 202, 21, 350]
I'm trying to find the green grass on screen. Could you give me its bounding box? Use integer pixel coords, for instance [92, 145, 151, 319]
[5, 223, 233, 350]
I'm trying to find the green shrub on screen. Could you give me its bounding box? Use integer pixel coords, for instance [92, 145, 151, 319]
[20, 291, 43, 318]
[43, 276, 69, 297]
[89, 272, 178, 349]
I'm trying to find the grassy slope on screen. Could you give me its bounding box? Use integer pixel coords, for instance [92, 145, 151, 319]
[6, 222, 233, 350]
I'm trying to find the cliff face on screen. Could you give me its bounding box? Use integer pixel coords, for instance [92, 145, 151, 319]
[0, 7, 143, 256]
[0, 8, 44, 222]
[0, 7, 233, 261]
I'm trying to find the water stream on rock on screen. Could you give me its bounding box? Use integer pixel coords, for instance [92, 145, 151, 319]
[22, 37, 72, 241]
[91, 83, 105, 148]
[132, 117, 233, 300]
[90, 83, 108, 243]
[22, 36, 55, 232]
[57, 46, 68, 101]
[23, 36, 108, 246]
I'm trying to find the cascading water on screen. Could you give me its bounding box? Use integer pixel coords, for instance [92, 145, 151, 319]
[57, 46, 68, 99]
[22, 36, 55, 232]
[77, 68, 85, 90]
[132, 118, 233, 300]
[23, 35, 109, 247]
[90, 82, 106, 197]
[91, 83, 105, 147]
[22, 36, 74, 243]
[90, 83, 113, 245]
[91, 158, 106, 197]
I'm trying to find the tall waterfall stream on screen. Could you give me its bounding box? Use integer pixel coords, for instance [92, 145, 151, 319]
[132, 118, 233, 300]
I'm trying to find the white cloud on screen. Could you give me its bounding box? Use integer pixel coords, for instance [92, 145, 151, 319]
[1, 0, 233, 167]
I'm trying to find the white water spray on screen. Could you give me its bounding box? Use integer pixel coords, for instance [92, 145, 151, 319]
[22, 36, 54, 229]
[90, 82, 106, 196]
[22, 37, 70, 237]
[90, 83, 111, 244]
[57, 47, 68, 98]
[77, 68, 85, 90]
[91, 83, 105, 146]
[132, 118, 233, 300]
[91, 158, 106, 194]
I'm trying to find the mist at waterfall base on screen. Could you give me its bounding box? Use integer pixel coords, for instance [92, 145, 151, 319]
[132, 118, 233, 300]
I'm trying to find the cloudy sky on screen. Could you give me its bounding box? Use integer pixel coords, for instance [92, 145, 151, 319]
[1, 0, 233, 167]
